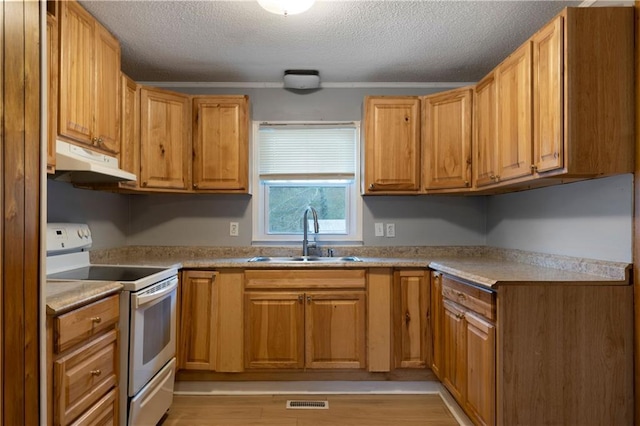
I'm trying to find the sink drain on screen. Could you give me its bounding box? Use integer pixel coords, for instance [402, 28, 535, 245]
[286, 400, 329, 410]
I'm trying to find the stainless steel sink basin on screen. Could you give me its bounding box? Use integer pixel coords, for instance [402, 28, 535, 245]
[248, 256, 362, 263]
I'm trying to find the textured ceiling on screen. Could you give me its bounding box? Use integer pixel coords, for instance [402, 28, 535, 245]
[80, 0, 598, 84]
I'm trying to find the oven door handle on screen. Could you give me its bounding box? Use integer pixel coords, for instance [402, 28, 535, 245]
[134, 278, 178, 308]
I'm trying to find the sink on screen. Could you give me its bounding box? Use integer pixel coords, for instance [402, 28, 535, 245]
[248, 256, 362, 263]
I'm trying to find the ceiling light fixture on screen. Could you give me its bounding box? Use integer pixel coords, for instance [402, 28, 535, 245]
[257, 0, 315, 16]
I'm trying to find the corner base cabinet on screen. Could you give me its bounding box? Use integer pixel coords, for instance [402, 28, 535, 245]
[432, 271, 633, 426]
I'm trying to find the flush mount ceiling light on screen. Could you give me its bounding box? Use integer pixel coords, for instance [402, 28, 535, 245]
[257, 0, 315, 16]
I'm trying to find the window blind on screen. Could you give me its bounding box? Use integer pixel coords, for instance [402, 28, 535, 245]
[258, 125, 357, 179]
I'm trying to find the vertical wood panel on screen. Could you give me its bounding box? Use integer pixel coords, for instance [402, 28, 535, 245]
[23, 1, 40, 424]
[4, 1, 27, 422]
[367, 268, 392, 372]
[0, 1, 4, 421]
[1, 0, 41, 424]
[217, 270, 244, 372]
[634, 3, 640, 425]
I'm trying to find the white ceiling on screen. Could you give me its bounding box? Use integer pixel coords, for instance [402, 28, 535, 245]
[79, 0, 623, 86]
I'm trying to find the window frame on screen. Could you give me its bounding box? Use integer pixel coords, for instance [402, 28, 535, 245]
[251, 121, 363, 245]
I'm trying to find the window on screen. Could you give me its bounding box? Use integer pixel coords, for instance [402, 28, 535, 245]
[252, 122, 362, 244]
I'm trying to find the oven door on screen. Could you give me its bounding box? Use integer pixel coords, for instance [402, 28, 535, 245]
[129, 275, 178, 395]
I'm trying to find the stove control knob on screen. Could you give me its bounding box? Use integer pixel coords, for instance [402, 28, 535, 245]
[77, 229, 84, 238]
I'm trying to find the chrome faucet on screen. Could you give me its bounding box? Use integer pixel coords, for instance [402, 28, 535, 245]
[302, 206, 319, 256]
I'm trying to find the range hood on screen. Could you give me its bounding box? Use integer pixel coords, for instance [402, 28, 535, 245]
[54, 140, 137, 183]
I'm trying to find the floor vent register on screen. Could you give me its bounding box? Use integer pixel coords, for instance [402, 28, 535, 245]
[286, 400, 329, 410]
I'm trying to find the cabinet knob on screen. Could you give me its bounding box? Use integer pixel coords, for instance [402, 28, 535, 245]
[306, 295, 312, 304]
[530, 164, 537, 172]
[142, 181, 148, 187]
[298, 294, 304, 304]
[368, 183, 375, 190]
[464, 180, 469, 187]
[193, 183, 198, 189]
[494, 175, 500, 181]
[90, 369, 102, 377]
[90, 316, 101, 324]
[489, 174, 496, 180]
[456, 292, 466, 300]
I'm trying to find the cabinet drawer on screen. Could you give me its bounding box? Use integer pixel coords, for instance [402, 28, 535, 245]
[55, 294, 119, 353]
[441, 275, 495, 321]
[69, 387, 118, 426]
[54, 329, 118, 426]
[245, 269, 366, 290]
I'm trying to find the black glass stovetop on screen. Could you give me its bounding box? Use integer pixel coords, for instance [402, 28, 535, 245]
[47, 265, 168, 282]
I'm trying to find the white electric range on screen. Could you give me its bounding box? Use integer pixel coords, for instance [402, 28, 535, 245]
[46, 223, 178, 426]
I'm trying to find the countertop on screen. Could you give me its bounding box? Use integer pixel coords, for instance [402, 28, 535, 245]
[46, 246, 631, 315]
[46, 280, 123, 315]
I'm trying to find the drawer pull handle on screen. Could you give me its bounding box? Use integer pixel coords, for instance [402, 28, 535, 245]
[90, 369, 102, 377]
[91, 317, 102, 324]
[456, 292, 466, 300]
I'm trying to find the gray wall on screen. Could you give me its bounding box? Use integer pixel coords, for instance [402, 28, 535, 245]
[47, 180, 129, 250]
[486, 174, 633, 262]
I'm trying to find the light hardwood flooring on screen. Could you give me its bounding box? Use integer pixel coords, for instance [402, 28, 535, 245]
[162, 394, 460, 425]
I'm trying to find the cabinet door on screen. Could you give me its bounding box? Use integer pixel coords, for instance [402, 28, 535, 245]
[244, 292, 304, 369]
[430, 272, 444, 379]
[423, 88, 473, 190]
[59, 0, 94, 145]
[179, 270, 218, 370]
[192, 96, 249, 191]
[140, 87, 191, 190]
[496, 42, 533, 182]
[93, 23, 120, 155]
[69, 387, 118, 426]
[394, 270, 429, 368]
[533, 16, 564, 173]
[364, 97, 421, 193]
[473, 73, 498, 187]
[47, 13, 58, 173]
[442, 299, 466, 403]
[465, 311, 496, 426]
[119, 73, 139, 188]
[305, 291, 366, 369]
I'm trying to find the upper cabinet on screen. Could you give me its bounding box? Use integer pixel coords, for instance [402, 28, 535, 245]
[495, 42, 533, 184]
[119, 73, 139, 189]
[473, 73, 498, 188]
[139, 87, 191, 190]
[46, 12, 58, 174]
[364, 96, 421, 194]
[422, 87, 473, 191]
[192, 96, 249, 192]
[473, 7, 633, 191]
[58, 0, 120, 155]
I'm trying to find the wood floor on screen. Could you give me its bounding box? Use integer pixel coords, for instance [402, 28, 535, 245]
[162, 394, 460, 425]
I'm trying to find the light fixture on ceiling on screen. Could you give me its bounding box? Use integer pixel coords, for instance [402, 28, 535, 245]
[283, 70, 320, 90]
[257, 0, 315, 16]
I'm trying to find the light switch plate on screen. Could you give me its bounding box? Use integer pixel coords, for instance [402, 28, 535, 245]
[374, 223, 384, 237]
[385, 223, 395, 238]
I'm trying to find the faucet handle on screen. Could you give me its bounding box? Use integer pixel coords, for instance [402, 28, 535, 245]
[327, 248, 334, 257]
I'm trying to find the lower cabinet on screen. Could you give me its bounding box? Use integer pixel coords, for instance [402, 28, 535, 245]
[178, 269, 244, 373]
[244, 269, 367, 370]
[178, 270, 219, 370]
[393, 270, 430, 368]
[435, 272, 496, 426]
[47, 294, 120, 426]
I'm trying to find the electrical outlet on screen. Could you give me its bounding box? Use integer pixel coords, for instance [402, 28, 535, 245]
[374, 222, 384, 237]
[230, 222, 239, 236]
[385, 223, 395, 238]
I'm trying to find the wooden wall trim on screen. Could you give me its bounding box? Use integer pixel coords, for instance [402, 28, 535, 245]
[1, 0, 41, 424]
[634, 2, 640, 424]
